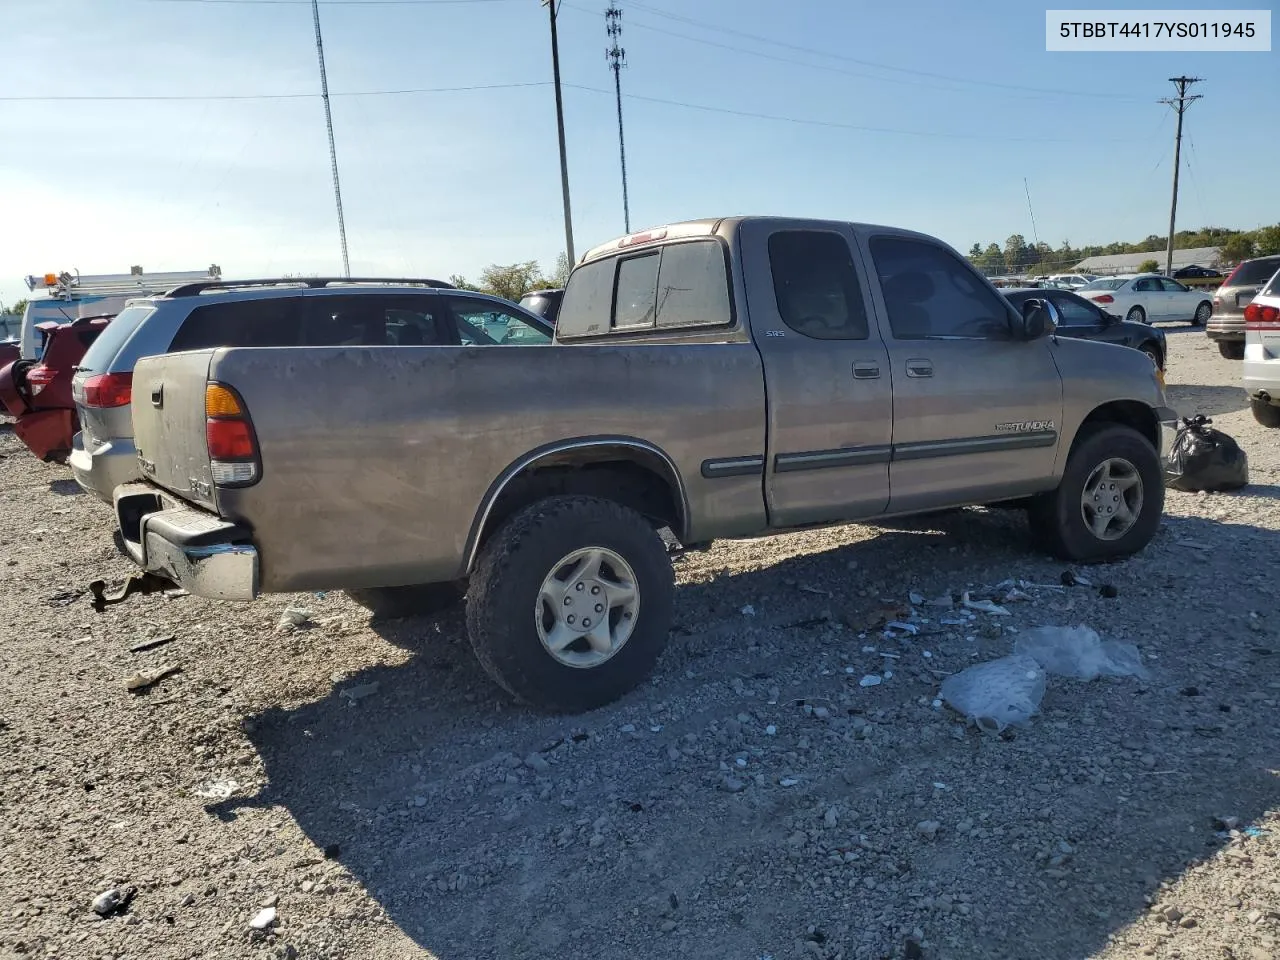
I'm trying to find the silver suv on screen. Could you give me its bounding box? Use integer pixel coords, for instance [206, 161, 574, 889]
[69, 277, 553, 502]
[1208, 254, 1280, 360]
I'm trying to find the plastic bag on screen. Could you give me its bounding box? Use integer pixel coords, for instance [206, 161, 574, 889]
[939, 655, 1046, 733]
[1165, 415, 1248, 492]
[1012, 625, 1148, 681]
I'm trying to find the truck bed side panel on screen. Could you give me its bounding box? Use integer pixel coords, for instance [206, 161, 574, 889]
[207, 344, 767, 592]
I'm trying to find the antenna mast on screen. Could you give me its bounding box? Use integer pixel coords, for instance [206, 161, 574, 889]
[606, 3, 631, 233]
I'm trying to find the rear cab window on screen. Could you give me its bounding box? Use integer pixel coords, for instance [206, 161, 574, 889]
[557, 239, 733, 339]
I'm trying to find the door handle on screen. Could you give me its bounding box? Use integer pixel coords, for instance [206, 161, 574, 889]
[906, 359, 933, 378]
[151, 384, 163, 408]
[852, 361, 881, 379]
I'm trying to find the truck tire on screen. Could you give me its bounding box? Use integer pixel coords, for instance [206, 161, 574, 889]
[466, 495, 674, 713]
[1251, 399, 1280, 428]
[1218, 341, 1245, 360]
[345, 581, 466, 619]
[1027, 424, 1163, 562]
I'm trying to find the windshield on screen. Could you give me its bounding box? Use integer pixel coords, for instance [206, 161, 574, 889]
[1081, 278, 1125, 291]
[1229, 257, 1280, 287]
[76, 304, 155, 373]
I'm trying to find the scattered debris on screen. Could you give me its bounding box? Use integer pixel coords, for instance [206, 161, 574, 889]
[91, 886, 136, 917]
[46, 589, 83, 607]
[939, 655, 1046, 732]
[908, 591, 925, 605]
[1099, 584, 1119, 599]
[961, 592, 1010, 616]
[885, 621, 919, 635]
[249, 906, 277, 930]
[194, 779, 241, 800]
[779, 777, 800, 787]
[124, 664, 181, 693]
[1013, 625, 1148, 680]
[339, 682, 380, 703]
[128, 634, 176, 654]
[858, 675, 882, 688]
[277, 607, 313, 629]
[740, 604, 756, 617]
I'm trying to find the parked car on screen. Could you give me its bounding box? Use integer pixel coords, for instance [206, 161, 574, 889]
[1174, 264, 1222, 280]
[1206, 254, 1280, 360]
[1242, 265, 1280, 427]
[1045, 274, 1096, 290]
[109, 216, 1175, 713]
[0, 315, 112, 462]
[1078, 273, 1213, 326]
[1002, 287, 1167, 378]
[69, 278, 553, 502]
[519, 288, 564, 325]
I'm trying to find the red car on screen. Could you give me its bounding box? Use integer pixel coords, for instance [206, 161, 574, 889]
[0, 315, 112, 463]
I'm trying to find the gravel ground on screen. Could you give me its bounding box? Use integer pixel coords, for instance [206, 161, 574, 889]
[2, 325, 1278, 960]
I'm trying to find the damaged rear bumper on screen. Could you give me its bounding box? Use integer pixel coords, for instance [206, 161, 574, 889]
[113, 482, 259, 601]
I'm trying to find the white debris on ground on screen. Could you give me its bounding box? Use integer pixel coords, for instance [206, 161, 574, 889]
[0, 336, 1279, 960]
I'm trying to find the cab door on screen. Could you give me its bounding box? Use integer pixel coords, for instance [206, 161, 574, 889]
[738, 219, 893, 528]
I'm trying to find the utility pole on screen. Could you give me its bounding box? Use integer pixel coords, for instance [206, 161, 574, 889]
[1160, 76, 1202, 278]
[311, 0, 350, 278]
[606, 3, 630, 234]
[543, 0, 575, 264]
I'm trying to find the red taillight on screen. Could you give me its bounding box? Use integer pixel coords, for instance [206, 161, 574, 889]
[26, 365, 56, 397]
[1245, 303, 1280, 327]
[204, 382, 259, 486]
[82, 372, 133, 408]
[206, 419, 256, 459]
[1093, 294, 1114, 304]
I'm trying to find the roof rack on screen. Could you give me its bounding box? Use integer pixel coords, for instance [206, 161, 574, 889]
[164, 277, 455, 298]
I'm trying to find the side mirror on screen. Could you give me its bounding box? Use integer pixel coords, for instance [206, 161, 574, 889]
[1019, 298, 1057, 339]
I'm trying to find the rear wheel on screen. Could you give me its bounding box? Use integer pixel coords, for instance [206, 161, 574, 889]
[1027, 424, 1163, 562]
[1251, 399, 1280, 428]
[1192, 302, 1211, 327]
[345, 581, 466, 619]
[466, 495, 674, 713]
[1125, 306, 1147, 325]
[1218, 341, 1245, 360]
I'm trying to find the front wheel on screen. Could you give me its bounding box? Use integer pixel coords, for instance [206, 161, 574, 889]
[1192, 302, 1211, 327]
[1251, 399, 1280, 428]
[1139, 344, 1162, 370]
[1027, 424, 1164, 562]
[1218, 341, 1245, 360]
[1125, 306, 1147, 325]
[466, 495, 674, 713]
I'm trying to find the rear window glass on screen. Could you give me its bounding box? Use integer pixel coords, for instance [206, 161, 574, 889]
[1081, 278, 1125, 291]
[614, 254, 660, 329]
[655, 241, 732, 328]
[1261, 267, 1280, 297]
[1231, 257, 1280, 287]
[76, 304, 156, 373]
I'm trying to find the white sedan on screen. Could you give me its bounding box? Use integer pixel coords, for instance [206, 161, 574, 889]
[1077, 273, 1213, 326]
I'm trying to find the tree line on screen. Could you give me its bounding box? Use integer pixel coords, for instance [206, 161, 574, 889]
[449, 253, 571, 303]
[967, 224, 1280, 275]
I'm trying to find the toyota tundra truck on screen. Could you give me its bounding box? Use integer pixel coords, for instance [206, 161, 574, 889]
[109, 217, 1178, 713]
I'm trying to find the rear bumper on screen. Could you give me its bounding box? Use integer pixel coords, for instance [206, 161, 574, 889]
[1243, 360, 1280, 404]
[113, 482, 259, 601]
[70, 432, 140, 504]
[1206, 318, 1244, 342]
[1156, 405, 1178, 460]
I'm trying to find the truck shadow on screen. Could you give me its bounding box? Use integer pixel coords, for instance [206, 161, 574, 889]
[213, 508, 1280, 960]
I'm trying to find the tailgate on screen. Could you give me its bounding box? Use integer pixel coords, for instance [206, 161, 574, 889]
[131, 351, 218, 511]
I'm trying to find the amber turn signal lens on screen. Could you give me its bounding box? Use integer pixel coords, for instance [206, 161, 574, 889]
[205, 383, 244, 417]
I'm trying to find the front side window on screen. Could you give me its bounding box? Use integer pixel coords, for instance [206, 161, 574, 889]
[450, 299, 551, 345]
[767, 230, 868, 340]
[869, 237, 1012, 340]
[1052, 294, 1101, 327]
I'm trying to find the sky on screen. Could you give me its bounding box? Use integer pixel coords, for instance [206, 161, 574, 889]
[1, 0, 1277, 307]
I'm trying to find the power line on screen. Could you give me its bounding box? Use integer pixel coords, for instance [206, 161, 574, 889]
[142, 0, 520, 5]
[615, 0, 1146, 102]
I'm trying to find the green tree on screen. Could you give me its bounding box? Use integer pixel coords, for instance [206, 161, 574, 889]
[968, 243, 983, 259]
[977, 243, 1005, 274]
[478, 261, 543, 302]
[7, 298, 28, 316]
[1222, 233, 1256, 264]
[448, 274, 482, 292]
[1136, 259, 1160, 274]
[1253, 224, 1280, 257]
[543, 252, 572, 288]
